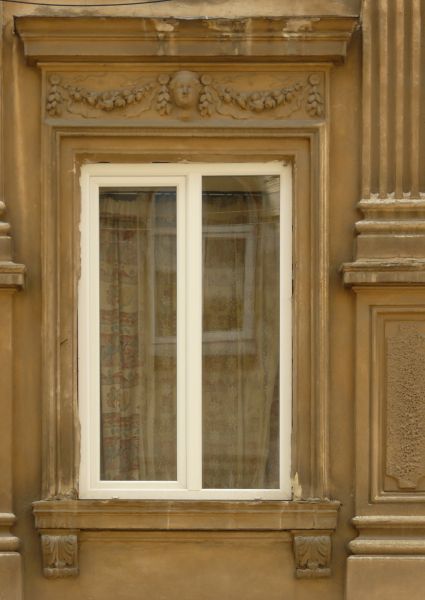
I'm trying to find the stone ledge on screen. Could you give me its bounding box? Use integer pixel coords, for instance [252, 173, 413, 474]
[342, 259, 425, 286]
[15, 16, 358, 65]
[33, 499, 340, 531]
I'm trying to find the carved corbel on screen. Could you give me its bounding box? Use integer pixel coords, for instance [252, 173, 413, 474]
[41, 533, 79, 578]
[292, 533, 332, 578]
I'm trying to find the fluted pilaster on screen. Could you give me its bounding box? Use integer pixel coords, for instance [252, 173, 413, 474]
[343, 0, 425, 285]
[345, 3, 425, 598]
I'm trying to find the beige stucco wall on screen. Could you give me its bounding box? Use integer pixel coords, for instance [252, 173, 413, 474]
[4, 16, 361, 599]
[11, 2, 419, 599]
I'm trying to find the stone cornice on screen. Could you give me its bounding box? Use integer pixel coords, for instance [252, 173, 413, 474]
[15, 16, 358, 66]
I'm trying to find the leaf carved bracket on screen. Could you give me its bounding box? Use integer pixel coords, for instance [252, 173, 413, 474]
[41, 533, 79, 578]
[292, 533, 332, 578]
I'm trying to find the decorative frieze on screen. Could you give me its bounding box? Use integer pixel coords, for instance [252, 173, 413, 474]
[292, 534, 332, 578]
[40, 534, 78, 578]
[45, 71, 325, 121]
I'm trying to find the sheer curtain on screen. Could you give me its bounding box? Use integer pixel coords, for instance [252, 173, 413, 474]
[202, 188, 280, 489]
[98, 182, 279, 488]
[99, 191, 177, 481]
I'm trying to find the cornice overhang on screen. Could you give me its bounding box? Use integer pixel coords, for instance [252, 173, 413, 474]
[15, 16, 358, 65]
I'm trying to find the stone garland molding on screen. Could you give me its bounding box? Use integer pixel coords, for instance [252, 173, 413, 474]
[46, 71, 324, 120]
[41, 534, 78, 578]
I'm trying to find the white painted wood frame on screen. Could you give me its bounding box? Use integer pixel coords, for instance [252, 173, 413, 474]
[79, 163, 292, 500]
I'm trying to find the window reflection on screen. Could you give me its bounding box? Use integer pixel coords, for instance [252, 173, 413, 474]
[202, 176, 280, 489]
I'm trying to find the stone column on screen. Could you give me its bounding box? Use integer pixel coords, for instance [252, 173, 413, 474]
[0, 2, 25, 597]
[343, 1, 425, 598]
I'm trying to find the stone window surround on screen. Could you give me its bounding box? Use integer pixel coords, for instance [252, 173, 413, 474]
[14, 14, 358, 578]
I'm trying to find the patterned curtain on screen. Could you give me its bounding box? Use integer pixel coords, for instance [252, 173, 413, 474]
[99, 187, 279, 488]
[99, 192, 177, 481]
[202, 191, 280, 488]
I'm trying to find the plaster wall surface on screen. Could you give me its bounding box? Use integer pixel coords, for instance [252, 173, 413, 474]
[2, 2, 362, 598]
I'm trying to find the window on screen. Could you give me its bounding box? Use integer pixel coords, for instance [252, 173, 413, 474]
[78, 163, 292, 499]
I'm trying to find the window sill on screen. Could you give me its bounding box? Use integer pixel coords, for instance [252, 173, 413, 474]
[33, 499, 340, 579]
[33, 498, 340, 531]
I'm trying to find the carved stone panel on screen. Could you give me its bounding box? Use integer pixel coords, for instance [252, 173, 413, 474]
[292, 534, 332, 578]
[44, 70, 325, 121]
[40, 534, 78, 578]
[384, 320, 425, 492]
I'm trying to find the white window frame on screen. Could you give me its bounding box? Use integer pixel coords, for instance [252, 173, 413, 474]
[79, 163, 292, 500]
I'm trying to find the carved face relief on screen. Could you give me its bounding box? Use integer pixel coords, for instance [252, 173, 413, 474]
[169, 70, 201, 109]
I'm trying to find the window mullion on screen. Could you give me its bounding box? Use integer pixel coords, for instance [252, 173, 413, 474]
[280, 166, 293, 497]
[176, 177, 187, 489]
[185, 171, 203, 491]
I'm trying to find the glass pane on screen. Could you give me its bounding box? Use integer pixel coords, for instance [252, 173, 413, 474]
[99, 187, 177, 481]
[202, 175, 280, 489]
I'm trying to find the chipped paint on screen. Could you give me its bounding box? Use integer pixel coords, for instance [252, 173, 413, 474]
[282, 18, 320, 33]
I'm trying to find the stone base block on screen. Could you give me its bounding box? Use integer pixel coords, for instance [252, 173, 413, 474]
[346, 556, 425, 600]
[0, 553, 23, 600]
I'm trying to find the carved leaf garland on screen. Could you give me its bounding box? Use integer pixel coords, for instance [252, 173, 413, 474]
[45, 71, 325, 120]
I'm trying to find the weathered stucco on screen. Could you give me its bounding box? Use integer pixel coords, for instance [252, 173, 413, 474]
[1, 1, 425, 599]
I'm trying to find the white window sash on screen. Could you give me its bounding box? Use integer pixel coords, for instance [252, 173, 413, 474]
[79, 163, 292, 500]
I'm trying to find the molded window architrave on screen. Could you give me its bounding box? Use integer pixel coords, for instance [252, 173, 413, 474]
[78, 162, 293, 501]
[36, 130, 330, 508]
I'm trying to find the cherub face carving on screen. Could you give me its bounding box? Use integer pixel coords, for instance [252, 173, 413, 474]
[169, 70, 201, 109]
